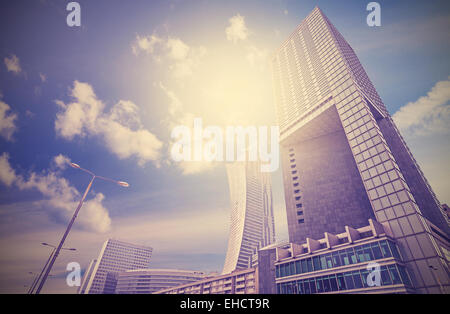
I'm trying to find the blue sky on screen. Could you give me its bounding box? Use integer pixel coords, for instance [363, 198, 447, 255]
[0, 0, 449, 293]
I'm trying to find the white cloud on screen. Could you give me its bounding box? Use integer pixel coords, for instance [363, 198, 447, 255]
[4, 54, 21, 74]
[0, 100, 18, 141]
[132, 34, 163, 55]
[132, 34, 206, 79]
[167, 38, 190, 60]
[53, 154, 70, 170]
[393, 77, 450, 137]
[55, 81, 163, 167]
[0, 153, 17, 186]
[225, 14, 250, 43]
[0, 153, 111, 233]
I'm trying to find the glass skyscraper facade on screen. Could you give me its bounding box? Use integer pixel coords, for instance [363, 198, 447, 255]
[222, 161, 275, 274]
[79, 239, 153, 294]
[272, 7, 449, 293]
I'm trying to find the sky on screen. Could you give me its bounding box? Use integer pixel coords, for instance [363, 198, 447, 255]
[0, 0, 449, 294]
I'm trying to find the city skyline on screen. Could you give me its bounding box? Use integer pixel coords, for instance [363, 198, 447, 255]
[0, 0, 449, 293]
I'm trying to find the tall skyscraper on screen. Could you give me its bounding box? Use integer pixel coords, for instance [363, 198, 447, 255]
[80, 239, 153, 294]
[222, 162, 276, 274]
[272, 7, 449, 293]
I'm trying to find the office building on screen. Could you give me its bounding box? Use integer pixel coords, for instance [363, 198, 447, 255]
[271, 7, 449, 293]
[155, 268, 258, 294]
[79, 239, 153, 294]
[274, 219, 415, 294]
[222, 161, 276, 274]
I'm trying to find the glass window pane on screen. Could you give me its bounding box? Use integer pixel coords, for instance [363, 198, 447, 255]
[344, 273, 355, 290]
[329, 275, 338, 291]
[276, 265, 280, 278]
[313, 256, 321, 271]
[380, 240, 392, 258]
[301, 259, 307, 274]
[381, 266, 392, 285]
[306, 258, 313, 272]
[326, 254, 333, 268]
[348, 248, 357, 264]
[309, 279, 317, 294]
[361, 269, 370, 287]
[295, 260, 301, 274]
[337, 274, 346, 290]
[332, 252, 341, 267]
[320, 255, 327, 269]
[297, 281, 303, 294]
[356, 246, 366, 263]
[398, 265, 411, 286]
[316, 278, 324, 293]
[323, 276, 331, 292]
[340, 251, 350, 265]
[304, 280, 311, 294]
[363, 244, 374, 261]
[388, 241, 401, 260]
[289, 262, 295, 276]
[388, 265, 402, 285]
[353, 271, 363, 289]
[286, 282, 293, 294]
[371, 242, 383, 259]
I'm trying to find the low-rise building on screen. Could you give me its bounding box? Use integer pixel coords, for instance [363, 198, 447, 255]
[155, 268, 258, 294]
[274, 219, 415, 294]
[115, 269, 206, 294]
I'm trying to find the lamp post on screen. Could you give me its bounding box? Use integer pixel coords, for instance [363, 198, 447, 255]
[34, 163, 129, 294]
[28, 243, 76, 294]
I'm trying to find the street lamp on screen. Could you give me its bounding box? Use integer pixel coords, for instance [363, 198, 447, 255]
[28, 243, 76, 294]
[34, 163, 129, 294]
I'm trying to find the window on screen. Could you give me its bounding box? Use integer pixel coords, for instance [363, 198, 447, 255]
[388, 241, 401, 260]
[344, 273, 355, 290]
[295, 196, 301, 201]
[352, 271, 363, 289]
[380, 266, 392, 285]
[296, 203, 303, 208]
[398, 265, 411, 286]
[332, 252, 341, 267]
[294, 189, 300, 194]
[298, 219, 305, 224]
[329, 275, 338, 292]
[380, 240, 392, 258]
[297, 211, 303, 216]
[337, 274, 346, 290]
[388, 265, 402, 285]
[371, 242, 383, 259]
[313, 256, 321, 271]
